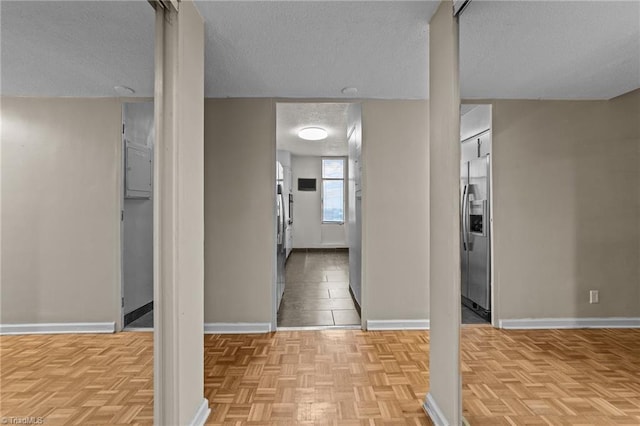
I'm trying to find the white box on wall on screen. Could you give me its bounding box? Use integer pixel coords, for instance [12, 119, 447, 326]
[125, 141, 152, 199]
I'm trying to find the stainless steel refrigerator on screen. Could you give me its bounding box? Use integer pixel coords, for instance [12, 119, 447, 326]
[460, 155, 491, 319]
[276, 183, 286, 310]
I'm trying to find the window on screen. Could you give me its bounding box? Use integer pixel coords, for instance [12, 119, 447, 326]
[321, 158, 345, 223]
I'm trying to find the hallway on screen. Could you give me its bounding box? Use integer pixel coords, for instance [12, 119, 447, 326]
[278, 250, 360, 327]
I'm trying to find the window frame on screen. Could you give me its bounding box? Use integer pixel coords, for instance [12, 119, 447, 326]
[321, 157, 346, 225]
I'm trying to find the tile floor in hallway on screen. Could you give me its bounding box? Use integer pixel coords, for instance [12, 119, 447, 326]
[461, 304, 489, 325]
[278, 249, 360, 327]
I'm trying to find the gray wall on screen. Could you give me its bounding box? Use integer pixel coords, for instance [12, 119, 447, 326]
[203, 98, 431, 325]
[491, 89, 640, 320]
[1, 98, 122, 325]
[291, 155, 348, 249]
[6, 93, 636, 330]
[361, 100, 430, 322]
[204, 98, 275, 324]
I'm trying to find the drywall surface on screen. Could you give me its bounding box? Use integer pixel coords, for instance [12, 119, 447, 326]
[291, 155, 347, 249]
[1, 98, 121, 324]
[492, 89, 640, 320]
[203, 98, 275, 324]
[203, 98, 430, 325]
[424, 1, 462, 423]
[361, 100, 430, 322]
[153, 2, 206, 424]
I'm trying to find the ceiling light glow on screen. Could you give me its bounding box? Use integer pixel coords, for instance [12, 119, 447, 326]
[298, 127, 328, 141]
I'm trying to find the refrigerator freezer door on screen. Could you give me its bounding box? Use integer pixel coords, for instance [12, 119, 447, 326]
[466, 155, 491, 311]
[460, 161, 469, 300]
[276, 187, 286, 310]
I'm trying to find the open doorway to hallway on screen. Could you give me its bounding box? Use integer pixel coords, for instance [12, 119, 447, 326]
[275, 103, 362, 328]
[460, 104, 492, 326]
[121, 101, 155, 330]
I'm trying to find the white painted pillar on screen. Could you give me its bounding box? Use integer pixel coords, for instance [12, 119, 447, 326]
[424, 1, 462, 425]
[153, 1, 209, 425]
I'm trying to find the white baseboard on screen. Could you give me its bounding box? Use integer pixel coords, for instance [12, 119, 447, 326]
[423, 393, 448, 426]
[0, 322, 116, 335]
[188, 398, 211, 426]
[293, 246, 349, 250]
[204, 322, 272, 334]
[499, 317, 640, 329]
[367, 319, 430, 331]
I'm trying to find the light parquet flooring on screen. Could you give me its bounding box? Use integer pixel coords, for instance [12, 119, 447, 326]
[461, 326, 640, 425]
[0, 333, 153, 425]
[1, 327, 640, 425]
[204, 330, 431, 425]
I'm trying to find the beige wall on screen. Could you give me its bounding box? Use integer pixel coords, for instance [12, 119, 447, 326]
[425, 0, 462, 423]
[361, 100, 430, 321]
[203, 98, 431, 325]
[492, 89, 640, 320]
[153, 2, 206, 424]
[1, 98, 121, 325]
[204, 98, 276, 324]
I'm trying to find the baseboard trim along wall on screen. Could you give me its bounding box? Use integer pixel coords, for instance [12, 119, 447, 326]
[188, 398, 211, 426]
[366, 319, 430, 330]
[291, 247, 349, 252]
[204, 322, 272, 334]
[423, 393, 447, 426]
[0, 322, 116, 335]
[499, 317, 640, 329]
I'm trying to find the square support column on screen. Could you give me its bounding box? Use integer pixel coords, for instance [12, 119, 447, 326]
[424, 1, 462, 425]
[153, 1, 209, 425]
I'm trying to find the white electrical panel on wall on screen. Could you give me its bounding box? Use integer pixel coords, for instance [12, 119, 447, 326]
[125, 141, 152, 199]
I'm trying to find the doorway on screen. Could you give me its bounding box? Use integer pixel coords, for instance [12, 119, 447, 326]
[274, 102, 363, 328]
[121, 101, 155, 330]
[460, 104, 492, 326]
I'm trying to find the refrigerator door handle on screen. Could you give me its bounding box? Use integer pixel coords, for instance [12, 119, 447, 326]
[461, 184, 468, 250]
[279, 192, 285, 244]
[464, 186, 471, 250]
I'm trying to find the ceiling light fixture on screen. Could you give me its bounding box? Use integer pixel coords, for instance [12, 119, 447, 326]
[114, 85, 135, 96]
[298, 127, 328, 141]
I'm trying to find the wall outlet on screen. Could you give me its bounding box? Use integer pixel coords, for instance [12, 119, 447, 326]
[589, 290, 599, 304]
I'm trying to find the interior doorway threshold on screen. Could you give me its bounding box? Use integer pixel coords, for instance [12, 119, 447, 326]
[277, 325, 361, 331]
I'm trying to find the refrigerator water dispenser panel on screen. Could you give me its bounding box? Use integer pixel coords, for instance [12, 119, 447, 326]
[470, 215, 483, 234]
[469, 199, 487, 236]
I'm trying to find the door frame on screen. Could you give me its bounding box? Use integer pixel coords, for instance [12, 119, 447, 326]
[271, 100, 365, 331]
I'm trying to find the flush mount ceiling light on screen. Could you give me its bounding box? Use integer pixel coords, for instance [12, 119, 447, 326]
[298, 127, 328, 141]
[114, 85, 135, 96]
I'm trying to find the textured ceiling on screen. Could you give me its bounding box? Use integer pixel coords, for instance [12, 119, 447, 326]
[1, 1, 155, 97]
[460, 0, 640, 100]
[2, 1, 638, 100]
[194, 1, 436, 99]
[277, 103, 349, 157]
